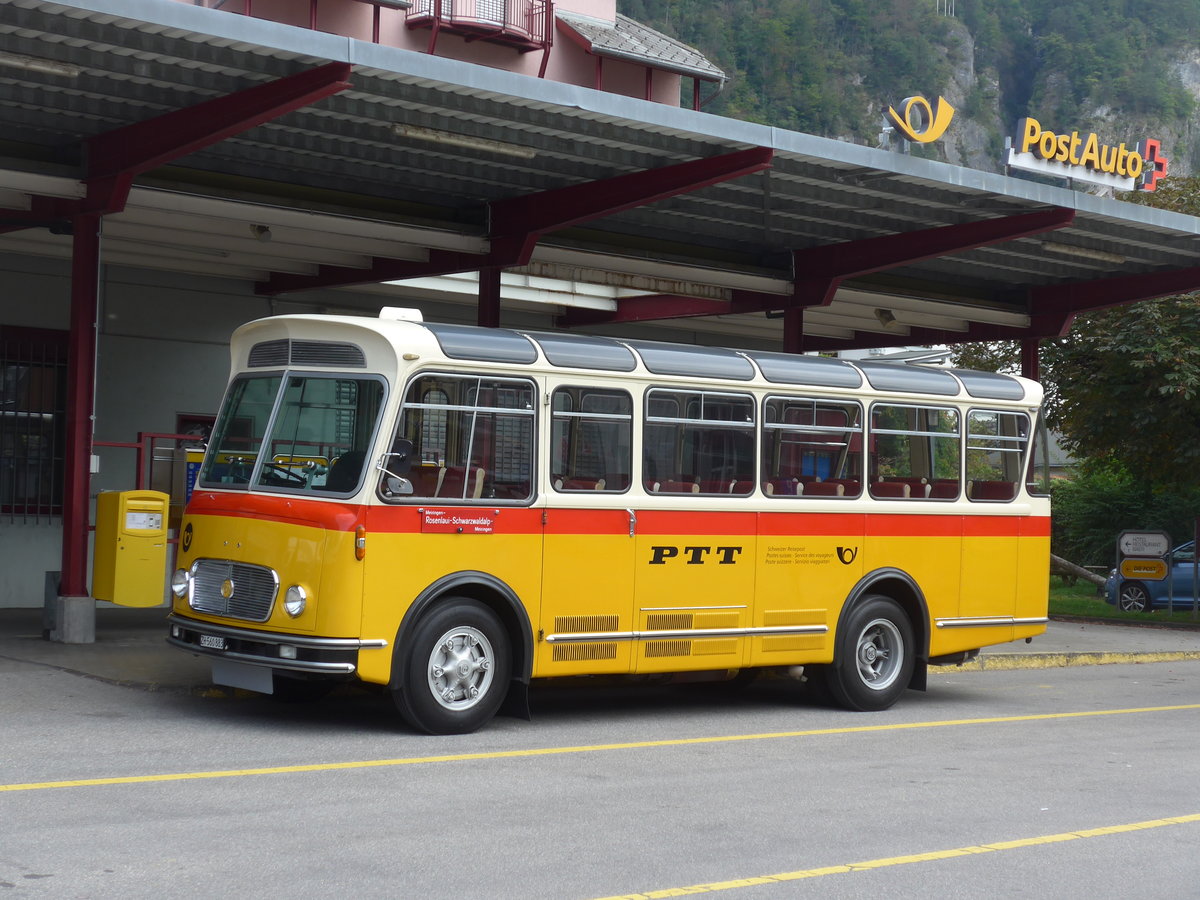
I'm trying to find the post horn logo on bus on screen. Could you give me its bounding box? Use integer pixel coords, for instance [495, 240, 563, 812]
[1004, 117, 1169, 192]
[885, 95, 956, 143]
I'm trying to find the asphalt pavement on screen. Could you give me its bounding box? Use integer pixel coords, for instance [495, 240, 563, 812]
[1, 604, 1198, 693]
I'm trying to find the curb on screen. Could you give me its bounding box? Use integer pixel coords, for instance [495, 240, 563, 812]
[949, 650, 1200, 672]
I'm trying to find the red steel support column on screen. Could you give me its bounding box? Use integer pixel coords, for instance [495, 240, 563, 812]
[1021, 338, 1040, 382]
[478, 268, 502, 328]
[58, 215, 101, 631]
[782, 307, 805, 354]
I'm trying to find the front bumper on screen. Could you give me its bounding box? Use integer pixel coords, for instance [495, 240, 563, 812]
[167, 613, 387, 675]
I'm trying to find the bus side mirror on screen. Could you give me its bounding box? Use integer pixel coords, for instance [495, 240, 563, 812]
[378, 438, 414, 497]
[385, 438, 413, 475]
[384, 475, 413, 496]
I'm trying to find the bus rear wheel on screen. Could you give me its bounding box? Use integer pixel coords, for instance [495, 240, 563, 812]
[824, 595, 914, 712]
[394, 599, 511, 735]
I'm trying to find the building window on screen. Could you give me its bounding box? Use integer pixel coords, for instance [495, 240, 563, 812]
[1, 327, 67, 523]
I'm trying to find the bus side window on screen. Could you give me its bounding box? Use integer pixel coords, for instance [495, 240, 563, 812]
[761, 396, 863, 499]
[393, 373, 536, 502]
[550, 387, 632, 493]
[869, 404, 959, 500]
[967, 409, 1029, 502]
[643, 388, 754, 495]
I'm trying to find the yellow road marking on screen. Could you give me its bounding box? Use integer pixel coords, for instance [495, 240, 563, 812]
[592, 813, 1200, 898]
[3, 703, 1198, 793]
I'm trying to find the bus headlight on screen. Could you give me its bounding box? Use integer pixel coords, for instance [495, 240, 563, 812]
[284, 585, 308, 618]
[171, 569, 190, 599]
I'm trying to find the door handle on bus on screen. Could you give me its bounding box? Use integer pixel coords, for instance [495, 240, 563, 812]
[627, 509, 637, 537]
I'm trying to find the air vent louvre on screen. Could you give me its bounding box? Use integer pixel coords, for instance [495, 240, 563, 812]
[645, 639, 692, 658]
[553, 643, 618, 662]
[646, 613, 694, 630]
[248, 339, 289, 367]
[555, 615, 619, 633]
[291, 340, 366, 368]
[247, 339, 366, 368]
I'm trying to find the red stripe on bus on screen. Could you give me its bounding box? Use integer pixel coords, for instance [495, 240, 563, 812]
[544, 509, 634, 535]
[635, 510, 759, 536]
[187, 492, 362, 529]
[187, 493, 1050, 540]
[758, 513, 867, 536]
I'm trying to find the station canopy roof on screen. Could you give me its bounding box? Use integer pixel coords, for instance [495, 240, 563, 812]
[3, 0, 1200, 352]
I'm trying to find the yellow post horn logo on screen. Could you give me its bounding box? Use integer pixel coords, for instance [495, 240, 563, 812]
[886, 95, 955, 143]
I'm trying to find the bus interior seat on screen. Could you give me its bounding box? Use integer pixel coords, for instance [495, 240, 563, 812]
[968, 480, 1015, 501]
[878, 476, 928, 497]
[764, 477, 800, 496]
[652, 479, 699, 494]
[409, 465, 445, 498]
[929, 479, 960, 499]
[869, 481, 910, 499]
[439, 465, 486, 499]
[824, 478, 861, 497]
[554, 476, 606, 491]
[804, 480, 845, 497]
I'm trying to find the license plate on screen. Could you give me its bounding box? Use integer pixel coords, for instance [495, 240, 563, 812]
[199, 634, 227, 650]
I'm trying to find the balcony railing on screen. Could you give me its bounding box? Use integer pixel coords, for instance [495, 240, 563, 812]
[407, 0, 553, 53]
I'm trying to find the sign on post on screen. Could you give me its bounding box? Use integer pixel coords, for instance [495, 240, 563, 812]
[1117, 531, 1171, 560]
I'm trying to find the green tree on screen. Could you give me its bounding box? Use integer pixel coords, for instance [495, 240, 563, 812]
[953, 177, 1200, 491]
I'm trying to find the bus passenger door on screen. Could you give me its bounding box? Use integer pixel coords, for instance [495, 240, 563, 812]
[536, 384, 638, 677]
[633, 510, 757, 674]
[958, 515, 1016, 643]
[538, 507, 637, 676]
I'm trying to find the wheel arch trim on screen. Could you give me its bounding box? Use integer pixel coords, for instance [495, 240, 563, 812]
[838, 568, 931, 663]
[391, 570, 534, 691]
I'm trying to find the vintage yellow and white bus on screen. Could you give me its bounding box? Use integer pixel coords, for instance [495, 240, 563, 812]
[168, 307, 1050, 733]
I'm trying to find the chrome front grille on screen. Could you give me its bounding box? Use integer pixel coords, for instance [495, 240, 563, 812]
[189, 559, 278, 622]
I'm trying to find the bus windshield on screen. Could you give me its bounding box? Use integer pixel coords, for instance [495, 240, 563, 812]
[199, 373, 385, 494]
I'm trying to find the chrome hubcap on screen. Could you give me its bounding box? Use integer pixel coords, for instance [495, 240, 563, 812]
[426, 625, 494, 710]
[855, 617, 903, 691]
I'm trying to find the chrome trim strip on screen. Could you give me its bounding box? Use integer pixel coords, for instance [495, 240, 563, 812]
[935, 616, 1049, 629]
[166, 636, 357, 674]
[639, 605, 747, 611]
[545, 624, 827, 644]
[167, 613, 388, 650]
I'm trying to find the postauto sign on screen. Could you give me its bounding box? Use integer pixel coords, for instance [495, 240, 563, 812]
[1004, 117, 1169, 192]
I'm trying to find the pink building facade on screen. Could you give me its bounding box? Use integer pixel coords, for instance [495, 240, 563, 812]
[180, 0, 725, 107]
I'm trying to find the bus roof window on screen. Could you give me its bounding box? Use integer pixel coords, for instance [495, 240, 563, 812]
[422, 324, 538, 364]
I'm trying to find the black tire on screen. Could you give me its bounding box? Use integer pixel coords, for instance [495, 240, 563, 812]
[393, 599, 510, 734]
[1117, 582, 1150, 613]
[824, 595, 914, 712]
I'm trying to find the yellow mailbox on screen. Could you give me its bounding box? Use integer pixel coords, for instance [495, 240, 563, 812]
[92, 490, 170, 607]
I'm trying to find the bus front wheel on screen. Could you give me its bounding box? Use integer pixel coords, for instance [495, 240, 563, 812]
[824, 595, 914, 712]
[394, 599, 511, 734]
